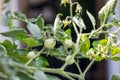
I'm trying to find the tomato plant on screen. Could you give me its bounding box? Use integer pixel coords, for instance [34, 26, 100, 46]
[0, 0, 120, 80]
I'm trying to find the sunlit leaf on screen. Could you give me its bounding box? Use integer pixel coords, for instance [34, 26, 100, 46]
[7, 53, 29, 63]
[86, 10, 96, 29]
[80, 35, 90, 54]
[64, 29, 71, 39]
[53, 13, 63, 33]
[8, 20, 14, 29]
[73, 14, 86, 30]
[98, 0, 117, 22]
[21, 38, 37, 47]
[80, 40, 90, 54]
[36, 16, 44, 30]
[95, 55, 103, 61]
[1, 28, 26, 40]
[110, 57, 120, 61]
[99, 39, 108, 46]
[110, 46, 120, 55]
[108, 20, 120, 27]
[1, 40, 17, 49]
[27, 23, 41, 39]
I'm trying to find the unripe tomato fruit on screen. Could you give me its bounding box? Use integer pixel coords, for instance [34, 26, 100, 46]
[65, 55, 75, 65]
[64, 39, 73, 48]
[44, 38, 56, 49]
[26, 51, 35, 59]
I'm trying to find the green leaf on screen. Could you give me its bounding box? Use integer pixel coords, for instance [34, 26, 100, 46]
[64, 29, 71, 39]
[86, 10, 96, 29]
[73, 14, 86, 30]
[2, 11, 12, 26]
[92, 39, 108, 51]
[93, 39, 109, 54]
[28, 18, 37, 23]
[99, 39, 110, 53]
[53, 13, 63, 33]
[33, 70, 49, 80]
[14, 12, 27, 22]
[37, 39, 44, 46]
[95, 55, 103, 61]
[21, 38, 37, 47]
[2, 15, 9, 26]
[80, 35, 90, 54]
[0, 40, 19, 57]
[1, 28, 26, 40]
[57, 46, 66, 55]
[110, 46, 120, 55]
[111, 74, 120, 80]
[108, 20, 120, 27]
[35, 57, 49, 67]
[17, 72, 35, 80]
[47, 75, 61, 80]
[8, 20, 14, 29]
[1, 40, 17, 49]
[80, 40, 90, 54]
[36, 16, 44, 30]
[99, 39, 108, 46]
[110, 57, 120, 61]
[4, 0, 10, 3]
[27, 23, 41, 39]
[92, 40, 99, 50]
[98, 0, 117, 21]
[7, 52, 29, 63]
[0, 45, 6, 56]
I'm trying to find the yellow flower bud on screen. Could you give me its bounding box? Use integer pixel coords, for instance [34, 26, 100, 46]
[87, 48, 95, 60]
[102, 54, 108, 59]
[61, 0, 69, 6]
[63, 20, 71, 27]
[75, 4, 82, 13]
[88, 52, 95, 60]
[97, 44, 103, 51]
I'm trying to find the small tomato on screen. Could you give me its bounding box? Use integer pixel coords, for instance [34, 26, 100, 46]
[44, 38, 56, 49]
[26, 51, 35, 59]
[63, 20, 71, 27]
[64, 39, 73, 48]
[65, 55, 75, 65]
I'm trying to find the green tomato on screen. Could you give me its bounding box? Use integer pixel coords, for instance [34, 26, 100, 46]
[44, 38, 56, 49]
[26, 51, 35, 59]
[64, 39, 73, 48]
[65, 55, 75, 65]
